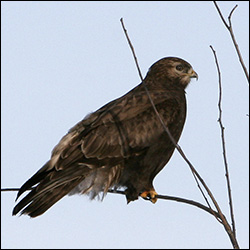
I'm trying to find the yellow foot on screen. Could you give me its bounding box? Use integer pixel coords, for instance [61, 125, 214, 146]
[140, 189, 158, 203]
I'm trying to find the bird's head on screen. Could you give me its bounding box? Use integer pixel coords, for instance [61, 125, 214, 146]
[146, 57, 198, 89]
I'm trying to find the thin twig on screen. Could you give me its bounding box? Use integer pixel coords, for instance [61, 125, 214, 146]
[213, 1, 249, 83]
[109, 189, 222, 218]
[120, 17, 213, 214]
[120, 17, 239, 249]
[0, 187, 222, 220]
[210, 45, 237, 239]
[121, 16, 217, 218]
[1, 188, 21, 192]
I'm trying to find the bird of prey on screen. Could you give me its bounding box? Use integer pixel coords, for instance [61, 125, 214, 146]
[13, 57, 198, 217]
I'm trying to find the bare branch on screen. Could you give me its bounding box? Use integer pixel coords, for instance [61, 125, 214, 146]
[109, 189, 222, 218]
[120, 19, 144, 81]
[213, 1, 249, 83]
[0, 187, 222, 221]
[120, 18, 212, 213]
[1, 188, 20, 192]
[228, 5, 238, 22]
[120, 17, 239, 249]
[213, 1, 231, 29]
[121, 16, 215, 217]
[1, 184, 238, 248]
[210, 45, 237, 239]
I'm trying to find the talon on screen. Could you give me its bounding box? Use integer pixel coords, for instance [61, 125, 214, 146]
[140, 189, 158, 203]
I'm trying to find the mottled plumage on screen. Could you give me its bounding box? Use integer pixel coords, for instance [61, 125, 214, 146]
[13, 57, 198, 217]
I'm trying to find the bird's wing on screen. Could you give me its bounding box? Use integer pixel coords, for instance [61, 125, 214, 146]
[58, 87, 181, 161]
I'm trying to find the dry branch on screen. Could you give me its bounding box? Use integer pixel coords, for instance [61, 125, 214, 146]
[210, 45, 236, 239]
[213, 1, 249, 83]
[0, 187, 221, 220]
[120, 17, 239, 249]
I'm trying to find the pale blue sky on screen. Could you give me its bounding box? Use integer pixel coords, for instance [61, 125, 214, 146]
[2, 1, 249, 249]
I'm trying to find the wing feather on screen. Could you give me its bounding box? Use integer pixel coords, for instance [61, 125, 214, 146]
[66, 88, 181, 161]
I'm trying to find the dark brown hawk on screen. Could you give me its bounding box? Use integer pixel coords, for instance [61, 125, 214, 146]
[13, 57, 198, 217]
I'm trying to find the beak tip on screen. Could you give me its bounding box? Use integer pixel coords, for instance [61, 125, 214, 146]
[193, 71, 198, 81]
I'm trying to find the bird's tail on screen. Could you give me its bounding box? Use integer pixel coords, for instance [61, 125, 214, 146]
[12, 161, 87, 218]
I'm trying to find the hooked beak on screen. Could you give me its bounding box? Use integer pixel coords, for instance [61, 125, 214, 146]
[189, 69, 198, 81]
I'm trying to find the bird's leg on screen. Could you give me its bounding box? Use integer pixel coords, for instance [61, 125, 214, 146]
[140, 188, 158, 203]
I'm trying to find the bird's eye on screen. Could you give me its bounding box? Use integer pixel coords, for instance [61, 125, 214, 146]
[176, 65, 184, 71]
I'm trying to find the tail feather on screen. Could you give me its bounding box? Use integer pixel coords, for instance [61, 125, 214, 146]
[15, 163, 52, 201]
[14, 178, 84, 217]
[12, 163, 88, 217]
[13, 158, 123, 217]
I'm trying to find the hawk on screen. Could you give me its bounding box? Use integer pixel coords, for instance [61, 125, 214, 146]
[13, 57, 198, 217]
